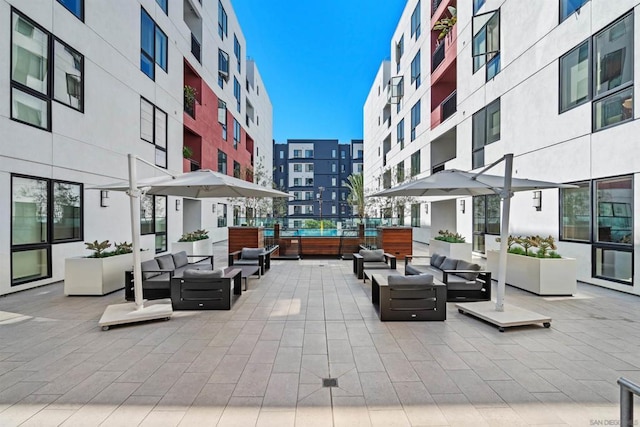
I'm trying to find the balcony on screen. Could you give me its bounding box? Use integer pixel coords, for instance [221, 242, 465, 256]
[432, 43, 445, 72]
[441, 90, 456, 122]
[432, 0, 443, 15]
[191, 33, 201, 63]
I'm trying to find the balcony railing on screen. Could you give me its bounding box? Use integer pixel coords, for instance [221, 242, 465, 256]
[441, 90, 457, 122]
[432, 42, 445, 72]
[191, 33, 201, 63]
[432, 0, 443, 14]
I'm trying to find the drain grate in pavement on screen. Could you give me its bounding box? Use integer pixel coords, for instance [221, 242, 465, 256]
[322, 378, 338, 387]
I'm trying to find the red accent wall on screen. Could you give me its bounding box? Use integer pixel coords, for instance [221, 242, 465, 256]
[183, 61, 253, 180]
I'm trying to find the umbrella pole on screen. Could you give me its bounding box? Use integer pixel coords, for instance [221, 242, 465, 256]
[496, 153, 513, 312]
[128, 154, 144, 310]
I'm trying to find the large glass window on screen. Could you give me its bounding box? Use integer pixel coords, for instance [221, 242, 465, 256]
[218, 0, 228, 39]
[596, 176, 632, 244]
[11, 175, 83, 285]
[472, 10, 500, 80]
[472, 98, 500, 169]
[156, 0, 168, 14]
[411, 0, 421, 39]
[140, 8, 167, 80]
[594, 14, 633, 98]
[411, 204, 420, 227]
[396, 35, 404, 72]
[217, 203, 228, 227]
[561, 0, 589, 23]
[560, 42, 590, 112]
[472, 195, 500, 253]
[560, 181, 590, 241]
[53, 40, 83, 111]
[234, 77, 241, 112]
[234, 35, 241, 72]
[594, 247, 632, 284]
[411, 51, 421, 88]
[397, 119, 405, 149]
[218, 150, 227, 174]
[594, 86, 633, 130]
[140, 98, 167, 168]
[57, 0, 83, 20]
[410, 100, 421, 141]
[140, 195, 167, 252]
[233, 118, 241, 149]
[410, 150, 421, 177]
[473, 0, 486, 15]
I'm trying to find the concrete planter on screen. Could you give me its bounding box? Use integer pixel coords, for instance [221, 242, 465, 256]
[64, 251, 153, 296]
[486, 250, 577, 296]
[171, 238, 213, 256]
[429, 239, 472, 262]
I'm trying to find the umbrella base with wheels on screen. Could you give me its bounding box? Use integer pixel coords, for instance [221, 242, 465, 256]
[456, 301, 551, 332]
[98, 299, 173, 331]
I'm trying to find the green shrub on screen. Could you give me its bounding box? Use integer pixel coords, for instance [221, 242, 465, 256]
[85, 240, 134, 258]
[434, 229, 466, 243]
[178, 229, 209, 242]
[501, 234, 562, 258]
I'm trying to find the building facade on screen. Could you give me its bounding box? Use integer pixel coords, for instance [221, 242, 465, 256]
[273, 139, 363, 228]
[364, 0, 640, 296]
[2, 0, 272, 296]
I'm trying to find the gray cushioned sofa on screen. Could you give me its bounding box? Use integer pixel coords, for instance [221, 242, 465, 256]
[228, 247, 271, 275]
[404, 253, 491, 302]
[125, 251, 214, 301]
[171, 268, 241, 310]
[353, 248, 397, 280]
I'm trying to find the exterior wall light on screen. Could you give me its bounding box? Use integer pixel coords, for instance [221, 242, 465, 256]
[459, 199, 465, 213]
[533, 191, 542, 211]
[100, 190, 109, 207]
[424, 203, 429, 214]
[175, 199, 181, 211]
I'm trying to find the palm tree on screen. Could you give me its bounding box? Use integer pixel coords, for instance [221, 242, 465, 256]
[345, 173, 365, 222]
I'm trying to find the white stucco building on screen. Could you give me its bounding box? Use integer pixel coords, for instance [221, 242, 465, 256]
[364, 0, 640, 295]
[1, 0, 272, 295]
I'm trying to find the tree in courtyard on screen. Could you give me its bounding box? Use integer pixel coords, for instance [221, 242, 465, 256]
[345, 173, 365, 222]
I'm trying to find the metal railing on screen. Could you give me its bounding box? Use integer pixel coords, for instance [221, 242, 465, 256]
[191, 34, 201, 63]
[619, 377, 639, 427]
[441, 90, 457, 122]
[432, 0, 443, 15]
[432, 42, 445, 72]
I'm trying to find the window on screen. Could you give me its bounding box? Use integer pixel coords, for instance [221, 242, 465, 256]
[293, 192, 301, 200]
[331, 206, 337, 215]
[305, 178, 314, 186]
[473, 0, 485, 15]
[383, 170, 392, 189]
[341, 164, 346, 172]
[332, 177, 337, 186]
[279, 178, 284, 187]
[411, 204, 420, 227]
[332, 192, 337, 200]
[140, 98, 167, 168]
[279, 165, 284, 172]
[397, 161, 405, 182]
[140, 8, 167, 80]
[11, 175, 83, 285]
[156, 0, 168, 14]
[472, 10, 500, 81]
[561, 0, 589, 22]
[293, 149, 302, 158]
[218, 0, 228, 39]
[397, 119, 405, 149]
[305, 150, 314, 158]
[217, 203, 227, 227]
[233, 77, 241, 112]
[331, 149, 336, 158]
[218, 49, 229, 88]
[293, 164, 302, 172]
[218, 99, 227, 140]
[560, 181, 590, 241]
[560, 41, 590, 112]
[410, 150, 421, 177]
[140, 195, 163, 244]
[234, 35, 241, 72]
[356, 164, 363, 173]
[341, 150, 346, 159]
[411, 1, 421, 39]
[472, 195, 500, 252]
[293, 178, 302, 186]
[232, 161, 241, 178]
[305, 205, 314, 214]
[305, 164, 314, 172]
[396, 35, 404, 72]
[472, 98, 500, 169]
[11, 11, 85, 131]
[410, 100, 421, 141]
[411, 50, 421, 88]
[57, 0, 83, 20]
[331, 163, 337, 173]
[306, 191, 313, 200]
[233, 118, 241, 149]
[218, 150, 227, 174]
[279, 151, 284, 159]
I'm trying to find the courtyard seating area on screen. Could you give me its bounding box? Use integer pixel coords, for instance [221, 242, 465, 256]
[0, 241, 639, 426]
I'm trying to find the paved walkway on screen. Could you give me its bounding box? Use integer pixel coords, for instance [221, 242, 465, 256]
[0, 242, 639, 426]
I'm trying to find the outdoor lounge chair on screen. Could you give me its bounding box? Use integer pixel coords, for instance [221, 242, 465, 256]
[170, 268, 241, 310]
[228, 247, 270, 275]
[405, 253, 491, 302]
[371, 273, 446, 321]
[353, 248, 397, 280]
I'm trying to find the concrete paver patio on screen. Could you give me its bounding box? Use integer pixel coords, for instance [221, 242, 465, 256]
[0, 242, 639, 426]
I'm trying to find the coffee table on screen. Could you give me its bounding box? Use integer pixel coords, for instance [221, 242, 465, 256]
[226, 265, 261, 291]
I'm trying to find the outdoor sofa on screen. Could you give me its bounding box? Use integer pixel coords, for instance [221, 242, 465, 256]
[170, 268, 241, 310]
[405, 253, 491, 302]
[124, 251, 214, 301]
[353, 248, 397, 280]
[228, 247, 274, 275]
[371, 273, 446, 321]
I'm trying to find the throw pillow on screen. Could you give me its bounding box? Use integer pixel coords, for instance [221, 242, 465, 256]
[359, 249, 385, 262]
[431, 253, 446, 268]
[172, 251, 189, 268]
[456, 260, 481, 281]
[183, 268, 224, 279]
[241, 248, 264, 260]
[387, 274, 434, 285]
[156, 254, 176, 270]
[141, 259, 161, 279]
[440, 257, 458, 271]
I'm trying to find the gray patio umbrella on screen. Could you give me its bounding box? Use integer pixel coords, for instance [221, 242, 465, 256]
[369, 154, 577, 325]
[93, 155, 290, 330]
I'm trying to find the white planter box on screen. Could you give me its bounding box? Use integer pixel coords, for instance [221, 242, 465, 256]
[486, 250, 577, 296]
[171, 238, 213, 256]
[64, 251, 154, 296]
[429, 239, 472, 262]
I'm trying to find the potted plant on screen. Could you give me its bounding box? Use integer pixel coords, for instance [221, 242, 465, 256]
[433, 6, 457, 41]
[486, 235, 577, 295]
[64, 240, 153, 296]
[171, 229, 212, 256]
[184, 85, 197, 116]
[429, 229, 472, 261]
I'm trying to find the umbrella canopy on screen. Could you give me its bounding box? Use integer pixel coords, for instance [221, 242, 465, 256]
[368, 155, 577, 315]
[96, 169, 291, 199]
[370, 168, 576, 198]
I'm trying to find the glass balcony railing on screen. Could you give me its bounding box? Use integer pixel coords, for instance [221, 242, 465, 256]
[191, 33, 201, 63]
[432, 42, 445, 72]
[441, 90, 457, 122]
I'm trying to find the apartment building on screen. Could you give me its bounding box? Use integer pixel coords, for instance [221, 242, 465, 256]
[273, 139, 363, 228]
[364, 0, 640, 295]
[2, 0, 272, 296]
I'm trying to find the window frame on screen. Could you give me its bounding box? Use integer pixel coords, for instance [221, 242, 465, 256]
[156, 0, 168, 15]
[233, 77, 241, 113]
[410, 150, 421, 177]
[410, 100, 421, 141]
[140, 97, 168, 168]
[472, 98, 501, 169]
[559, 40, 591, 113]
[234, 34, 241, 72]
[140, 7, 168, 80]
[411, 0, 421, 39]
[560, 0, 589, 23]
[56, 0, 84, 21]
[472, 9, 501, 80]
[218, 149, 227, 174]
[218, 0, 228, 40]
[411, 50, 421, 88]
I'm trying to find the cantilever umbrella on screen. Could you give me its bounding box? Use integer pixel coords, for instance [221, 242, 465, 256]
[93, 155, 291, 330]
[370, 154, 577, 330]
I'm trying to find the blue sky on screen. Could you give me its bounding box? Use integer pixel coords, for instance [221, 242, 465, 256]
[231, 0, 407, 143]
